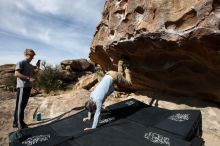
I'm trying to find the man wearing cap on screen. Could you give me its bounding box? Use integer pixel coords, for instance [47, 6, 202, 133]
[13, 49, 39, 129]
[83, 59, 132, 131]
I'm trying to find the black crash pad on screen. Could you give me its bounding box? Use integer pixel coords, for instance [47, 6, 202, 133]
[9, 98, 203, 146]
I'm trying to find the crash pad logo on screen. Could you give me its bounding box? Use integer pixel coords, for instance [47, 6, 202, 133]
[22, 134, 50, 146]
[125, 100, 135, 106]
[168, 113, 190, 122]
[144, 132, 170, 146]
[99, 117, 116, 124]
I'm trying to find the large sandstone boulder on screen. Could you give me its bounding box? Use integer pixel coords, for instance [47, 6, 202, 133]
[74, 73, 98, 90]
[61, 59, 94, 81]
[0, 64, 15, 74]
[90, 0, 220, 102]
[0, 64, 15, 85]
[61, 59, 92, 71]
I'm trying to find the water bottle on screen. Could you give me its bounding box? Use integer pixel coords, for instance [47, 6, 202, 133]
[36, 112, 42, 121]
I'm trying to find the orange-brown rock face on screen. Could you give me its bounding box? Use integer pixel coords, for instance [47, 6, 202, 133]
[0, 64, 15, 85]
[90, 0, 220, 102]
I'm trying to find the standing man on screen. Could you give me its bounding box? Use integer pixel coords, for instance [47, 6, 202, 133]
[83, 59, 132, 131]
[13, 49, 39, 129]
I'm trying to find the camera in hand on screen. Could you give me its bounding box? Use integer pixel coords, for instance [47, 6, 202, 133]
[36, 60, 41, 67]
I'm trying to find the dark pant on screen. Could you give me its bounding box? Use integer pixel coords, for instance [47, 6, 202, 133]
[13, 87, 32, 129]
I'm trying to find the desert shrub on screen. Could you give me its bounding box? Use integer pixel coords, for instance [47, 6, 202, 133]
[36, 64, 65, 93]
[3, 74, 16, 92]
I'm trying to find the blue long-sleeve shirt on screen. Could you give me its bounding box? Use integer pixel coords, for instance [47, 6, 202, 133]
[89, 75, 114, 128]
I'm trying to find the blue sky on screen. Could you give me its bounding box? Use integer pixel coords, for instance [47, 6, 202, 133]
[0, 0, 105, 65]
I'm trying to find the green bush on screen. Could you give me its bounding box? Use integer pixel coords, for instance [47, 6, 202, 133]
[4, 74, 17, 92]
[36, 64, 65, 93]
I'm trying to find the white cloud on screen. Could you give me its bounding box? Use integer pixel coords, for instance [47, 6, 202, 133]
[0, 0, 105, 65]
[24, 0, 103, 24]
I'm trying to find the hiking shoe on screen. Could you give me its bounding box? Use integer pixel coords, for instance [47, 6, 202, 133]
[13, 123, 18, 128]
[20, 123, 28, 129]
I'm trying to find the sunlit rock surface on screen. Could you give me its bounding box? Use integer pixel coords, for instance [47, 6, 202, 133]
[90, 0, 220, 102]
